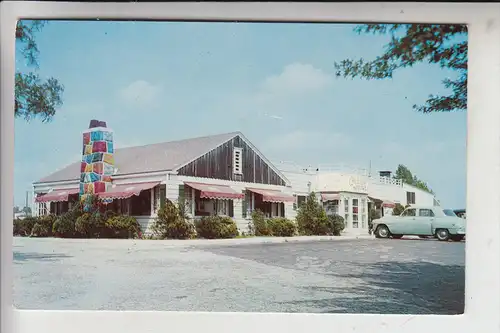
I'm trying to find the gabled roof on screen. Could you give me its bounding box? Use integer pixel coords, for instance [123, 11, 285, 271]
[35, 132, 241, 184]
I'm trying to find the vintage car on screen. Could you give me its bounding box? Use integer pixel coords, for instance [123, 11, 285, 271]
[372, 205, 466, 241]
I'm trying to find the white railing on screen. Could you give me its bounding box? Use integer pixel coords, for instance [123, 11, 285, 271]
[272, 160, 369, 176]
[377, 176, 403, 187]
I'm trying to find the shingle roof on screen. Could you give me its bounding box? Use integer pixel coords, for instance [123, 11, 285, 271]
[36, 132, 240, 184]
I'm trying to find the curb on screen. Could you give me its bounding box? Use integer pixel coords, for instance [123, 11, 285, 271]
[14, 234, 375, 248]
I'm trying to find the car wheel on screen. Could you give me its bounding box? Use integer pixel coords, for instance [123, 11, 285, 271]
[436, 229, 450, 241]
[375, 225, 390, 239]
[392, 234, 403, 239]
[451, 235, 464, 242]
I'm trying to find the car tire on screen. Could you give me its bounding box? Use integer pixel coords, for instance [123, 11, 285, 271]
[392, 234, 403, 239]
[451, 235, 464, 242]
[436, 229, 450, 241]
[375, 225, 390, 239]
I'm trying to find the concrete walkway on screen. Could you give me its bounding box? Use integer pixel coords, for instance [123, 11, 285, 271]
[14, 234, 376, 248]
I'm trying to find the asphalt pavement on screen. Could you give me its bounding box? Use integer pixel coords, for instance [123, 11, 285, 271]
[12, 237, 465, 314]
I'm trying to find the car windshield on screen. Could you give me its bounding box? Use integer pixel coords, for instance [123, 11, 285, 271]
[443, 209, 457, 217]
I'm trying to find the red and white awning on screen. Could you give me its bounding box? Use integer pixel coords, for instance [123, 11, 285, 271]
[247, 188, 295, 203]
[321, 193, 340, 201]
[185, 182, 244, 200]
[35, 188, 79, 203]
[382, 201, 396, 208]
[98, 182, 160, 200]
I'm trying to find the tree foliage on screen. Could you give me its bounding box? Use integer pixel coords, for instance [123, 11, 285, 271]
[16, 20, 64, 122]
[393, 164, 434, 194]
[392, 203, 406, 216]
[334, 24, 467, 113]
[295, 192, 330, 236]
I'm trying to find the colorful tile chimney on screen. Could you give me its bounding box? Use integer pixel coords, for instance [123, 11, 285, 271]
[80, 120, 114, 211]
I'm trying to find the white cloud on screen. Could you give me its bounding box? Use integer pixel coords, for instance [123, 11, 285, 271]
[118, 80, 162, 106]
[261, 63, 333, 95]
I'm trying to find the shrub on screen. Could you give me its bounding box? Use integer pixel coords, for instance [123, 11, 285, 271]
[296, 192, 330, 235]
[250, 209, 271, 236]
[268, 217, 297, 237]
[31, 215, 57, 237]
[105, 215, 141, 239]
[75, 212, 106, 238]
[52, 212, 77, 238]
[328, 214, 345, 236]
[151, 200, 196, 239]
[13, 216, 38, 236]
[195, 215, 238, 239]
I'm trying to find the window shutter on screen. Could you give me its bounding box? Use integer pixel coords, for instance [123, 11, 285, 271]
[229, 200, 234, 218]
[242, 192, 247, 218]
[159, 186, 166, 209]
[178, 185, 185, 203]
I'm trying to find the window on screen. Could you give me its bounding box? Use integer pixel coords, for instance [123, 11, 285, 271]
[242, 191, 250, 217]
[37, 202, 48, 216]
[179, 184, 185, 203]
[325, 200, 339, 215]
[233, 147, 243, 175]
[50, 201, 69, 216]
[352, 199, 359, 228]
[406, 191, 416, 205]
[111, 198, 129, 215]
[153, 185, 166, 214]
[297, 195, 306, 209]
[443, 209, 457, 217]
[214, 199, 234, 217]
[401, 208, 416, 217]
[344, 198, 350, 227]
[130, 189, 152, 216]
[419, 209, 435, 217]
[361, 198, 366, 228]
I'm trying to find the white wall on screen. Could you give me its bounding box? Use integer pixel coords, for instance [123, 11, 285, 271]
[367, 177, 436, 207]
[32, 169, 438, 235]
[167, 174, 295, 233]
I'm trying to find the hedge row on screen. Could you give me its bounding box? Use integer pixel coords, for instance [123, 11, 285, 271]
[14, 202, 141, 239]
[149, 194, 346, 240]
[15, 193, 346, 240]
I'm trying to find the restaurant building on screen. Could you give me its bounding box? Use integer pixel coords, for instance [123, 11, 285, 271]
[32, 121, 438, 235]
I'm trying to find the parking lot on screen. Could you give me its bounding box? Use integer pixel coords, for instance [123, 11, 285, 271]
[13, 237, 465, 314]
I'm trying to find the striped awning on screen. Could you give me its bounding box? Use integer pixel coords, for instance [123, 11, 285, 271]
[185, 182, 244, 200]
[321, 193, 340, 201]
[35, 188, 79, 203]
[382, 201, 396, 208]
[98, 181, 160, 200]
[247, 188, 295, 203]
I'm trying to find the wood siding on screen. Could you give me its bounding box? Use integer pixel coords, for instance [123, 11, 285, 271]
[176, 136, 287, 186]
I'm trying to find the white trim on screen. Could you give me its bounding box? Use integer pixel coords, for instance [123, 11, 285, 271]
[33, 179, 79, 187]
[110, 171, 170, 179]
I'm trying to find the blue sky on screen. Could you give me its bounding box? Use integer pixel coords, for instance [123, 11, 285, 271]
[14, 20, 467, 208]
